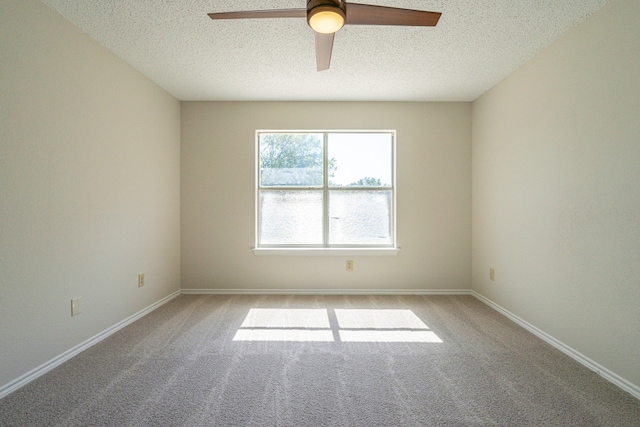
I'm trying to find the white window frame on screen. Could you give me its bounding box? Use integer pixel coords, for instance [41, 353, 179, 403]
[253, 130, 399, 256]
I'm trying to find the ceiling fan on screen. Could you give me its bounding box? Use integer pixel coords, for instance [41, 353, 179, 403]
[208, 0, 441, 71]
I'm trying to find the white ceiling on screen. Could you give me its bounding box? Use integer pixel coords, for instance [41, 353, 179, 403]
[40, 0, 610, 101]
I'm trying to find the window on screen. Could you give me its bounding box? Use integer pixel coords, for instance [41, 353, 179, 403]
[256, 131, 395, 252]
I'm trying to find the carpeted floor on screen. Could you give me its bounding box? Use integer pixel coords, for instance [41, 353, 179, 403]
[1, 294, 639, 426]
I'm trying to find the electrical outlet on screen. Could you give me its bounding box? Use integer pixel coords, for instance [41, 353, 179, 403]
[71, 297, 82, 316]
[489, 268, 495, 281]
[346, 260, 354, 271]
[138, 273, 145, 288]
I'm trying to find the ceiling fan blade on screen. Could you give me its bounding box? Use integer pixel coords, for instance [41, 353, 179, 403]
[345, 3, 441, 26]
[315, 32, 335, 71]
[208, 9, 306, 20]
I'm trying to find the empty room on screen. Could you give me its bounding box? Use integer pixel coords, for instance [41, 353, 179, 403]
[1, 0, 638, 425]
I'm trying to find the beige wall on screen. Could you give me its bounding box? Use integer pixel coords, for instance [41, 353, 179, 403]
[0, 0, 181, 387]
[181, 102, 471, 291]
[472, 0, 640, 389]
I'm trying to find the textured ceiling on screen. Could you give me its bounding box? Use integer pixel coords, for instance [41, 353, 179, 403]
[40, 0, 610, 101]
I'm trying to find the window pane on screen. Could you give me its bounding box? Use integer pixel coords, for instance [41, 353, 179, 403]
[259, 191, 323, 244]
[329, 190, 392, 245]
[328, 133, 392, 187]
[259, 133, 323, 187]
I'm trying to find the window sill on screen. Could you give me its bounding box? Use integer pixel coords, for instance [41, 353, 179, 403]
[252, 248, 399, 256]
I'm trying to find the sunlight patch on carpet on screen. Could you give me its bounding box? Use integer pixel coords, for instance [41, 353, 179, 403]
[233, 329, 334, 342]
[335, 309, 430, 329]
[233, 308, 443, 343]
[239, 308, 330, 328]
[339, 330, 443, 343]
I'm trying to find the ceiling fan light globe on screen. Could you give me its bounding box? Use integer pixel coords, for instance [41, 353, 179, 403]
[309, 9, 345, 34]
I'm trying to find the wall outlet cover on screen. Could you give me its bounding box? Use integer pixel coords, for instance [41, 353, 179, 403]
[71, 297, 82, 316]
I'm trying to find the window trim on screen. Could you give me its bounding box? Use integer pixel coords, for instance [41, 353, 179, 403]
[254, 130, 398, 254]
[252, 247, 399, 256]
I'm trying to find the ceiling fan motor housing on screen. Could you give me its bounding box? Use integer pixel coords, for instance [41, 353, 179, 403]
[307, 0, 347, 31]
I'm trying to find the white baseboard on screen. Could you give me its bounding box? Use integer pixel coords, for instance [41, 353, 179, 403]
[471, 291, 640, 400]
[181, 288, 473, 296]
[0, 290, 181, 400]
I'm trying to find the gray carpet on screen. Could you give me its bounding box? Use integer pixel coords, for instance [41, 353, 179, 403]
[1, 294, 639, 426]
